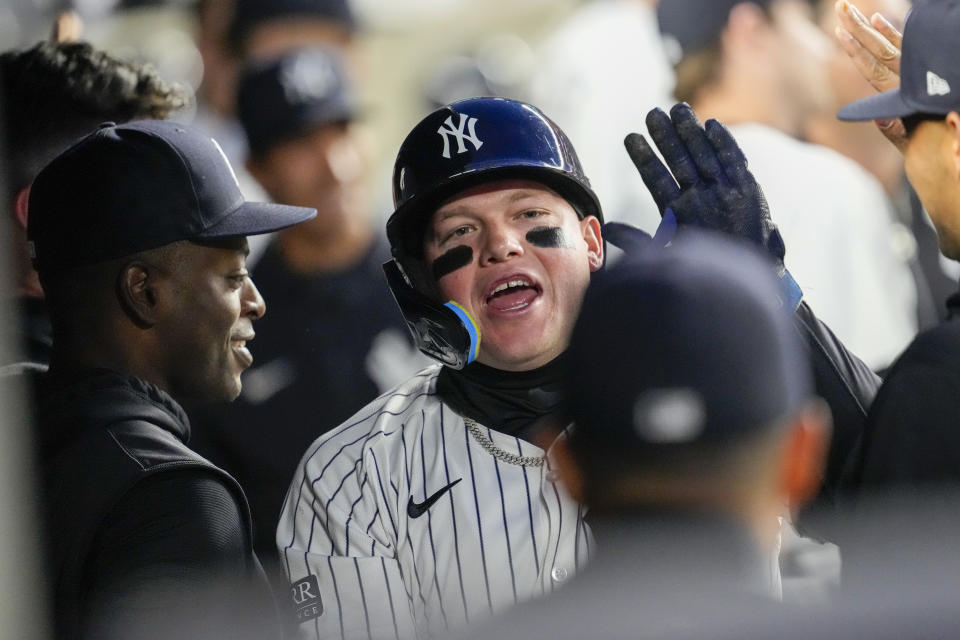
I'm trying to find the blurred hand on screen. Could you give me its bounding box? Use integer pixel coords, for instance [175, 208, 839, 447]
[834, 0, 908, 152]
[50, 11, 84, 43]
[624, 103, 786, 269]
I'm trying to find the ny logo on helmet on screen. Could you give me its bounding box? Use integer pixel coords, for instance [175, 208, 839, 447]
[437, 113, 483, 159]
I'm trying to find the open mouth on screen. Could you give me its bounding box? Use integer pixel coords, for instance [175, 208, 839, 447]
[232, 335, 255, 367]
[485, 276, 542, 312]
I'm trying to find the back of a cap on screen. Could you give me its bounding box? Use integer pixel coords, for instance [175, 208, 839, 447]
[565, 231, 809, 452]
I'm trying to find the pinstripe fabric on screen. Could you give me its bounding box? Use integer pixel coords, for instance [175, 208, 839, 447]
[277, 365, 591, 639]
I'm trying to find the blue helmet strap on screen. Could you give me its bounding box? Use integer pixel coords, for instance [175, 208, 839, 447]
[382, 259, 480, 369]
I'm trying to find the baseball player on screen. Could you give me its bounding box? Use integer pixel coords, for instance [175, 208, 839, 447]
[277, 97, 602, 639]
[277, 95, 882, 638]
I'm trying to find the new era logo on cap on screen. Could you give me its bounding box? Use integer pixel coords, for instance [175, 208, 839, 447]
[927, 71, 951, 97]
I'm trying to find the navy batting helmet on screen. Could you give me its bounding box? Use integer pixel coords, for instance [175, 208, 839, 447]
[382, 97, 603, 370]
[387, 97, 603, 263]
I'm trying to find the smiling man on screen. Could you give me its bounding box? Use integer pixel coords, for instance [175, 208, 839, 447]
[424, 180, 602, 372]
[26, 119, 315, 639]
[277, 97, 603, 639]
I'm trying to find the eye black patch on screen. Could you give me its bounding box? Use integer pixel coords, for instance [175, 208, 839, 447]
[526, 226, 572, 249]
[432, 245, 473, 280]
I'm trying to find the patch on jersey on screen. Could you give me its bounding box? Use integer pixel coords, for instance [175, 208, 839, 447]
[290, 575, 323, 622]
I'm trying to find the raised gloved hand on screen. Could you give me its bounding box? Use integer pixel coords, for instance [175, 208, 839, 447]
[624, 102, 800, 308]
[625, 103, 785, 265]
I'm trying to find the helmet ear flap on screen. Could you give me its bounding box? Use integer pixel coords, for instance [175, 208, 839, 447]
[382, 259, 480, 370]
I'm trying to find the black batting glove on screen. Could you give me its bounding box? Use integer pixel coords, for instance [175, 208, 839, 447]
[624, 103, 786, 268]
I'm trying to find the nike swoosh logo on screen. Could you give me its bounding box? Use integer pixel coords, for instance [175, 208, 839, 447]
[407, 478, 462, 519]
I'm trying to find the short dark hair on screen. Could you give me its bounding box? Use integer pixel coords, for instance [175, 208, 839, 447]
[570, 422, 788, 510]
[41, 242, 183, 340]
[0, 40, 190, 194]
[902, 112, 947, 138]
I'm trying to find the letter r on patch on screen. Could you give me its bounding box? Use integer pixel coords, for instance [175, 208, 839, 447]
[291, 575, 323, 622]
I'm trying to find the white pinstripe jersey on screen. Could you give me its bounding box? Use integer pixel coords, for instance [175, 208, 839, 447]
[276, 365, 591, 639]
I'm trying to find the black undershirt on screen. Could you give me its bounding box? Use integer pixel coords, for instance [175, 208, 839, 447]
[435, 355, 568, 443]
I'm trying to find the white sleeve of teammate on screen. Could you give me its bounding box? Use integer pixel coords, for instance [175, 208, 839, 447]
[277, 446, 416, 640]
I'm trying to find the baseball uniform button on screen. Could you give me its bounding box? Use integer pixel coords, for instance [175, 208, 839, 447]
[545, 470, 559, 483]
[551, 566, 568, 583]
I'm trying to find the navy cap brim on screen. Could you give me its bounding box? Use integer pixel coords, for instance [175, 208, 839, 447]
[197, 200, 317, 238]
[837, 87, 915, 122]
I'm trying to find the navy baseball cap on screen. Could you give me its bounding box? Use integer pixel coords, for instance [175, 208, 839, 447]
[565, 232, 810, 453]
[838, 1, 960, 121]
[27, 119, 317, 276]
[238, 47, 357, 158]
[657, 0, 773, 63]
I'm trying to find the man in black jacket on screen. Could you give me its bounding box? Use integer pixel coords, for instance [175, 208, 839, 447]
[26, 119, 315, 639]
[833, 0, 960, 491]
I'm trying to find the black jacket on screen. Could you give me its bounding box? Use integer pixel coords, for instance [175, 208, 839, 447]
[794, 303, 881, 505]
[36, 368, 279, 640]
[844, 290, 960, 489]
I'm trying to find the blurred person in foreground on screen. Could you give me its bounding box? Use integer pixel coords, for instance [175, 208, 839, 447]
[188, 46, 425, 603]
[461, 232, 830, 639]
[833, 0, 960, 493]
[659, 0, 917, 370]
[27, 119, 315, 639]
[0, 39, 188, 369]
